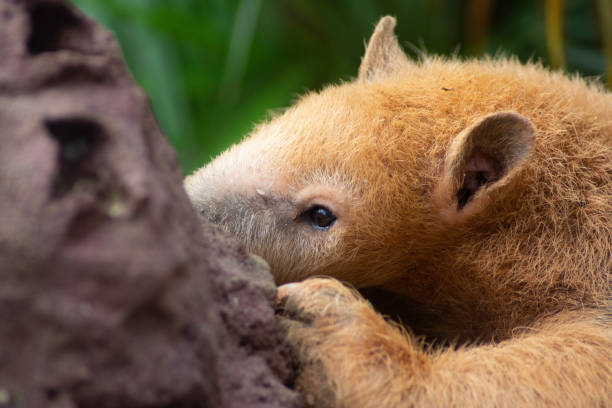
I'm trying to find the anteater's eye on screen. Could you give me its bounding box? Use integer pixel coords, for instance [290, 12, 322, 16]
[303, 205, 336, 231]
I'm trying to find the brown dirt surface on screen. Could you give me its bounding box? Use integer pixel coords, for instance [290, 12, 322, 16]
[0, 1, 301, 407]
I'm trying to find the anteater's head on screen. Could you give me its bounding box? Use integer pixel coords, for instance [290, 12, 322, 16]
[186, 17, 548, 288]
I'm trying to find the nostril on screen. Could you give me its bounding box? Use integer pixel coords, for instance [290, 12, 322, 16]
[198, 207, 216, 223]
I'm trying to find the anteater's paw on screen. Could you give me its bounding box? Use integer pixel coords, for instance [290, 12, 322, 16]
[276, 277, 362, 325]
[275, 278, 378, 407]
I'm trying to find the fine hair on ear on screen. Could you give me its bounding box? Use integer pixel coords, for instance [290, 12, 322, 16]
[358, 16, 409, 83]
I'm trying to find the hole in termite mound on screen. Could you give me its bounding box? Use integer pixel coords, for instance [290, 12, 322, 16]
[45, 117, 105, 198]
[26, 2, 88, 55]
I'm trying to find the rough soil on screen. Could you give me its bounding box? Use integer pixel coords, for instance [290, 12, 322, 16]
[0, 0, 301, 407]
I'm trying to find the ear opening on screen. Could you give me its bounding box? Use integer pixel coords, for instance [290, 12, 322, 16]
[358, 16, 409, 83]
[435, 112, 535, 219]
[456, 150, 501, 209]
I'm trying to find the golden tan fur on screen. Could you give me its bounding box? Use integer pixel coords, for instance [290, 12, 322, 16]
[186, 16, 611, 407]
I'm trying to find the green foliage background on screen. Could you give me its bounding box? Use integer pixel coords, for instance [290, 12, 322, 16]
[69, 0, 607, 174]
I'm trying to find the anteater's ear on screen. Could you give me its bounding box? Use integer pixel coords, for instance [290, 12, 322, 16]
[358, 16, 409, 83]
[434, 112, 535, 220]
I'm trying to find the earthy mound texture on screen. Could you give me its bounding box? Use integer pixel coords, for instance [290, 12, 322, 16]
[0, 0, 301, 407]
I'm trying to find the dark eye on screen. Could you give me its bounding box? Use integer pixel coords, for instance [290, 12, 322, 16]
[303, 205, 336, 231]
